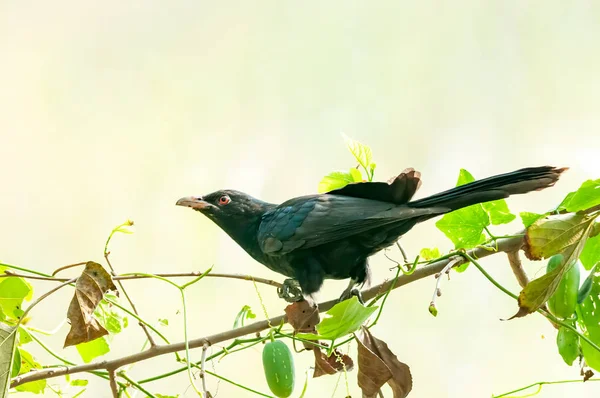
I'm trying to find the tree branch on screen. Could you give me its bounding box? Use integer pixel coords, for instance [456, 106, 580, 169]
[507, 250, 529, 288]
[108, 369, 118, 398]
[11, 235, 523, 388]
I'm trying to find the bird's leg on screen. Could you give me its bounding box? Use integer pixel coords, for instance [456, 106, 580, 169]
[338, 278, 365, 304]
[278, 278, 304, 302]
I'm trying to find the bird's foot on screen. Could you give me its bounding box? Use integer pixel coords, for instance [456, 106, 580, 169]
[278, 278, 304, 302]
[338, 287, 365, 305]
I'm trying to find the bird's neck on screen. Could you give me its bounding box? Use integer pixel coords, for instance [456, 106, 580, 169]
[213, 203, 275, 259]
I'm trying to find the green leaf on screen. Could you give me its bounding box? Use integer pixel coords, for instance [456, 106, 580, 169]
[232, 305, 256, 329]
[435, 169, 493, 249]
[578, 271, 600, 372]
[156, 395, 179, 398]
[456, 168, 475, 186]
[456, 168, 515, 225]
[565, 179, 600, 213]
[557, 191, 576, 212]
[344, 136, 373, 172]
[158, 318, 169, 327]
[70, 379, 89, 387]
[0, 277, 33, 319]
[17, 326, 32, 345]
[349, 167, 363, 182]
[580, 234, 600, 271]
[556, 325, 579, 366]
[93, 297, 127, 335]
[76, 336, 110, 363]
[296, 297, 377, 341]
[513, 214, 596, 317]
[435, 206, 488, 249]
[520, 212, 545, 228]
[482, 200, 516, 225]
[419, 248, 440, 261]
[15, 348, 46, 394]
[1, 323, 18, 394]
[578, 265, 596, 304]
[317, 171, 355, 193]
[368, 162, 377, 181]
[11, 343, 21, 377]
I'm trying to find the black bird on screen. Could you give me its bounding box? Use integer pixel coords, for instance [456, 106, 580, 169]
[176, 166, 565, 301]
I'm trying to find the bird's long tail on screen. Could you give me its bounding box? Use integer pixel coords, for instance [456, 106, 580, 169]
[408, 166, 567, 211]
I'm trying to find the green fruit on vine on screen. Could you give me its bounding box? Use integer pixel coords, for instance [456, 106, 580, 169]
[556, 325, 579, 366]
[262, 340, 295, 397]
[547, 255, 580, 319]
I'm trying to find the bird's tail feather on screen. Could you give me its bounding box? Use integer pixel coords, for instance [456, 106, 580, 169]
[408, 166, 567, 212]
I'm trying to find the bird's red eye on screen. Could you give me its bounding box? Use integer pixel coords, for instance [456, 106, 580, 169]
[218, 195, 231, 205]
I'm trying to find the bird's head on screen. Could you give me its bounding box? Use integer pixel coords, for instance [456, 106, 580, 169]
[176, 190, 272, 230]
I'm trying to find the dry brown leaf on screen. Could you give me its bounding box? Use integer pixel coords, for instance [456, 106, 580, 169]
[313, 347, 354, 378]
[285, 300, 321, 350]
[64, 261, 117, 348]
[355, 326, 412, 398]
[285, 300, 320, 333]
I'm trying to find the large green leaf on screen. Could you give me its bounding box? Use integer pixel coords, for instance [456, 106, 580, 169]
[580, 234, 600, 271]
[565, 179, 600, 213]
[0, 277, 33, 320]
[524, 213, 596, 260]
[482, 200, 516, 225]
[435, 206, 489, 249]
[15, 348, 46, 394]
[296, 297, 377, 341]
[1, 323, 17, 396]
[436, 168, 516, 248]
[76, 336, 110, 363]
[513, 214, 596, 317]
[578, 272, 600, 372]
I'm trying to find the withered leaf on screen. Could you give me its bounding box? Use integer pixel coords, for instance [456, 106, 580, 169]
[64, 261, 117, 348]
[285, 300, 321, 350]
[312, 347, 354, 378]
[513, 214, 596, 318]
[285, 300, 320, 334]
[355, 326, 412, 398]
[523, 213, 594, 261]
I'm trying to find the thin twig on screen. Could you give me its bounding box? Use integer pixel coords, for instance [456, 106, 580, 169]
[0, 270, 282, 288]
[395, 241, 409, 264]
[105, 253, 157, 348]
[429, 256, 462, 314]
[201, 342, 209, 397]
[51, 262, 87, 276]
[19, 278, 78, 325]
[11, 236, 525, 388]
[506, 251, 529, 288]
[108, 369, 118, 398]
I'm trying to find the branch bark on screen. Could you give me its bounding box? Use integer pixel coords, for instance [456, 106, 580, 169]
[10, 235, 523, 389]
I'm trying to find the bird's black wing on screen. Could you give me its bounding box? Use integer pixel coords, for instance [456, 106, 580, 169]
[257, 194, 445, 255]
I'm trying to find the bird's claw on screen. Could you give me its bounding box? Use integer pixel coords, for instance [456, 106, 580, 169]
[278, 278, 304, 302]
[338, 287, 365, 304]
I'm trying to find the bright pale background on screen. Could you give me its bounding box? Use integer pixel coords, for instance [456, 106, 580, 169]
[1, 2, 599, 397]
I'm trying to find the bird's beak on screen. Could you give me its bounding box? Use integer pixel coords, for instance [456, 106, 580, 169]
[176, 196, 211, 210]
